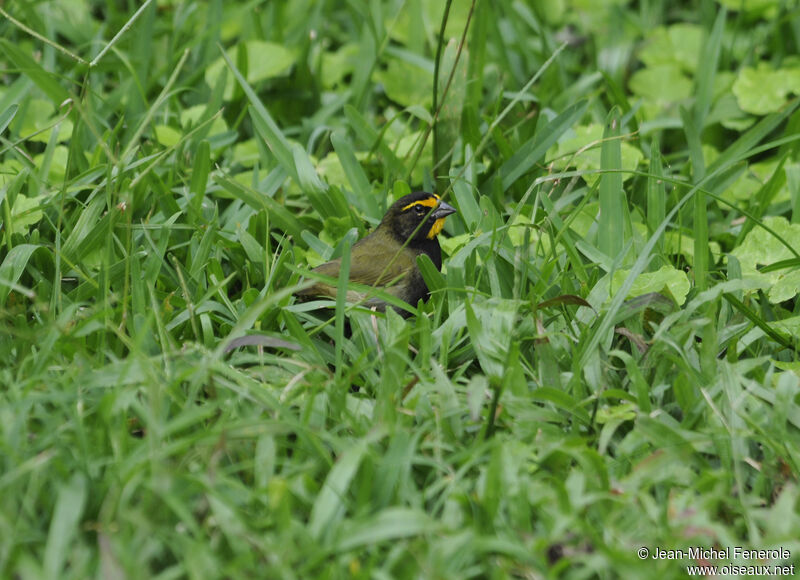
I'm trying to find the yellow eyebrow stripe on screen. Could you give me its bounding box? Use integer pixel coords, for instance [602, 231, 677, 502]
[402, 194, 440, 211]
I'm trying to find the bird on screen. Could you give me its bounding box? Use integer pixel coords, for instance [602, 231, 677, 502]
[296, 191, 457, 317]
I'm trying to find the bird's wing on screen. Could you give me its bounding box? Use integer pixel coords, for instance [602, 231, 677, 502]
[345, 234, 417, 288]
[298, 234, 416, 298]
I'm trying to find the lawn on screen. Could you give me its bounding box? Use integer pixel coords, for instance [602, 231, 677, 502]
[2, 0, 800, 578]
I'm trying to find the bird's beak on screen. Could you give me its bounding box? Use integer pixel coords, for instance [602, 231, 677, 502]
[432, 200, 456, 219]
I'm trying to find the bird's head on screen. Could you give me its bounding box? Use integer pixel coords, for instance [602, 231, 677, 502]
[382, 191, 457, 244]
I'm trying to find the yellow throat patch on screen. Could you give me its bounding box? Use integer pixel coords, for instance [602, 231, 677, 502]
[427, 218, 446, 239]
[401, 194, 446, 239]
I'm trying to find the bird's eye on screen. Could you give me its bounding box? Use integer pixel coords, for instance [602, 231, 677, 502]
[415, 205, 426, 214]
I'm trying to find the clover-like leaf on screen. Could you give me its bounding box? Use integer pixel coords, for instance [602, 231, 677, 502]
[205, 41, 295, 101]
[629, 64, 693, 105]
[723, 159, 789, 205]
[12, 99, 73, 144]
[732, 63, 800, 115]
[320, 43, 360, 90]
[180, 105, 228, 135]
[732, 216, 800, 303]
[610, 265, 691, 305]
[731, 216, 800, 273]
[375, 60, 433, 109]
[154, 125, 181, 147]
[664, 232, 722, 266]
[389, 0, 473, 45]
[11, 194, 44, 231]
[639, 24, 703, 73]
[717, 0, 781, 17]
[547, 125, 643, 186]
[769, 269, 800, 303]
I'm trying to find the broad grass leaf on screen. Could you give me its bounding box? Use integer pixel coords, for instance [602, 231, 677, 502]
[599, 107, 623, 259]
[343, 105, 403, 175]
[0, 103, 17, 135]
[207, 493, 247, 541]
[417, 253, 446, 297]
[330, 130, 380, 220]
[0, 40, 70, 105]
[707, 98, 799, 176]
[499, 100, 588, 192]
[213, 173, 305, 240]
[189, 140, 211, 217]
[335, 508, 437, 551]
[301, 230, 335, 263]
[0, 244, 42, 305]
[308, 438, 369, 541]
[44, 474, 87, 578]
[694, 9, 726, 128]
[530, 387, 591, 425]
[435, 39, 467, 171]
[723, 293, 796, 351]
[292, 142, 328, 195]
[222, 47, 327, 204]
[537, 294, 592, 310]
[465, 297, 518, 382]
[635, 416, 695, 457]
[451, 175, 481, 231]
[60, 195, 105, 261]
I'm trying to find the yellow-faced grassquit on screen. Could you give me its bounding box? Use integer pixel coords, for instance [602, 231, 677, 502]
[297, 191, 457, 317]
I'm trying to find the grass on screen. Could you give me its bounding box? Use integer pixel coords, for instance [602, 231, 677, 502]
[2, 0, 800, 578]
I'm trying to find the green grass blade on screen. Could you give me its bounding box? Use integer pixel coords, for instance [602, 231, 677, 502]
[213, 172, 305, 240]
[646, 135, 666, 262]
[308, 437, 370, 541]
[334, 239, 351, 378]
[599, 107, 623, 261]
[0, 244, 41, 306]
[498, 99, 588, 192]
[723, 293, 797, 352]
[694, 7, 726, 129]
[684, 105, 709, 291]
[189, 139, 211, 220]
[0, 103, 18, 136]
[736, 153, 789, 243]
[707, 98, 800, 176]
[330, 129, 380, 220]
[44, 474, 87, 578]
[0, 39, 70, 105]
[222, 45, 323, 195]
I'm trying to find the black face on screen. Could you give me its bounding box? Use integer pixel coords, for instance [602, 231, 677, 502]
[382, 191, 456, 245]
